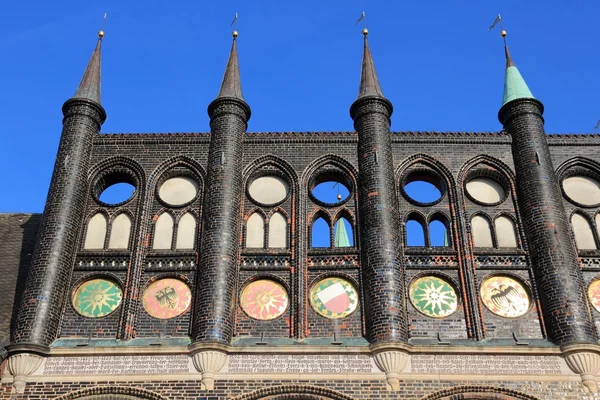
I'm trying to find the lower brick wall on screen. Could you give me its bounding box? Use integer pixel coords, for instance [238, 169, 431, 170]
[0, 378, 587, 399]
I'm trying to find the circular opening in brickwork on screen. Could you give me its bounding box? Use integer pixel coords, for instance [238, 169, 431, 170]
[158, 176, 199, 207]
[248, 175, 290, 206]
[93, 169, 137, 207]
[309, 169, 352, 207]
[466, 177, 506, 205]
[562, 175, 600, 208]
[401, 170, 445, 206]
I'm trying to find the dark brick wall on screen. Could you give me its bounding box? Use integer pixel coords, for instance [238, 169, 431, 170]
[500, 99, 597, 345]
[0, 378, 587, 400]
[12, 99, 106, 347]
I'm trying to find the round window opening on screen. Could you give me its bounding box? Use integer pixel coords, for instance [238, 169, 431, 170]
[402, 171, 444, 205]
[72, 278, 123, 318]
[466, 177, 506, 205]
[99, 182, 135, 205]
[248, 176, 289, 206]
[158, 176, 199, 207]
[562, 175, 600, 207]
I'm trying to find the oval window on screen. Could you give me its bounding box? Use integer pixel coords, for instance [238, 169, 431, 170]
[99, 182, 135, 205]
[311, 181, 350, 205]
[158, 177, 199, 206]
[563, 176, 600, 206]
[248, 176, 289, 206]
[466, 178, 505, 205]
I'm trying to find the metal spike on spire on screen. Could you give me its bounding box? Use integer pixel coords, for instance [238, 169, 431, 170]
[73, 14, 106, 104]
[356, 13, 385, 100]
[216, 13, 244, 100]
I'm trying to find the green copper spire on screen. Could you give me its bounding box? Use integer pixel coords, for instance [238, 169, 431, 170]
[502, 44, 534, 106]
[334, 219, 351, 248]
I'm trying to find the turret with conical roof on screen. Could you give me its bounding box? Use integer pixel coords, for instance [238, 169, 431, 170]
[350, 28, 408, 349]
[498, 40, 596, 346]
[10, 30, 107, 352]
[192, 31, 251, 348]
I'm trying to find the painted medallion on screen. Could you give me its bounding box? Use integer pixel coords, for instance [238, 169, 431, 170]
[143, 278, 192, 319]
[310, 277, 358, 319]
[240, 280, 289, 320]
[588, 280, 600, 313]
[72, 278, 122, 318]
[409, 276, 458, 318]
[480, 276, 530, 318]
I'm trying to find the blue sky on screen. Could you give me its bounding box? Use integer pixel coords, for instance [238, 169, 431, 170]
[1, 0, 599, 212]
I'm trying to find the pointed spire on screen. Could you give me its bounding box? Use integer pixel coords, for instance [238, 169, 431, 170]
[501, 39, 534, 106]
[357, 29, 385, 99]
[334, 219, 351, 248]
[73, 28, 104, 104]
[216, 31, 244, 100]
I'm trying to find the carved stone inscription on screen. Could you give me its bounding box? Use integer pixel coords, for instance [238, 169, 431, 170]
[411, 355, 562, 375]
[43, 355, 189, 375]
[228, 354, 374, 373]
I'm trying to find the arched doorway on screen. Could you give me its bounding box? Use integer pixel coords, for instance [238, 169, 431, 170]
[420, 386, 541, 400]
[52, 386, 169, 400]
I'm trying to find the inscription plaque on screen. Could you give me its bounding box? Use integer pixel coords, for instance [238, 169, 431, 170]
[411, 355, 563, 375]
[228, 354, 374, 374]
[43, 355, 189, 375]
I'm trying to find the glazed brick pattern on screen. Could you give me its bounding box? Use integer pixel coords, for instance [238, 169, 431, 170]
[351, 97, 408, 343]
[499, 99, 597, 345]
[0, 378, 588, 399]
[192, 99, 251, 344]
[12, 99, 106, 347]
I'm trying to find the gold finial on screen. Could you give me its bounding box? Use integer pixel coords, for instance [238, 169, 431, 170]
[488, 14, 509, 45]
[362, 28, 369, 36]
[98, 13, 107, 39]
[501, 29, 507, 37]
[232, 30, 238, 38]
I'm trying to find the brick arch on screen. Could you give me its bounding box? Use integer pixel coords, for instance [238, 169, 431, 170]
[231, 384, 356, 400]
[52, 386, 169, 400]
[419, 385, 541, 400]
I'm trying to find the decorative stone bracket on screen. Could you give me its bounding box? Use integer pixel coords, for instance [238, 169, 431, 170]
[192, 350, 228, 390]
[562, 344, 600, 393]
[372, 349, 409, 391]
[7, 353, 44, 393]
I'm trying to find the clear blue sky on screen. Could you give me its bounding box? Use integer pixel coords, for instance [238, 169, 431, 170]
[1, 0, 598, 213]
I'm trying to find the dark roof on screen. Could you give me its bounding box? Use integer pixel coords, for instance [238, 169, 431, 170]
[73, 38, 103, 104]
[0, 213, 41, 359]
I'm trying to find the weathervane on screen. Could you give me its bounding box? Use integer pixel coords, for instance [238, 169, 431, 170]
[488, 14, 507, 44]
[355, 11, 368, 36]
[230, 12, 239, 38]
[98, 13, 107, 39]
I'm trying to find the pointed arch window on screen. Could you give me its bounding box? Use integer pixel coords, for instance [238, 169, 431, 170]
[84, 213, 107, 249]
[571, 213, 597, 250]
[176, 212, 196, 249]
[153, 213, 174, 250]
[471, 215, 493, 248]
[311, 217, 331, 248]
[495, 215, 518, 248]
[108, 213, 131, 249]
[246, 212, 265, 248]
[334, 217, 353, 247]
[268, 212, 287, 248]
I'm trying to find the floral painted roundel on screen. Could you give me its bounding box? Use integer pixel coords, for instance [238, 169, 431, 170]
[72, 278, 123, 318]
[240, 279, 289, 320]
[588, 280, 600, 313]
[480, 276, 530, 318]
[409, 276, 458, 318]
[310, 277, 359, 319]
[143, 278, 192, 319]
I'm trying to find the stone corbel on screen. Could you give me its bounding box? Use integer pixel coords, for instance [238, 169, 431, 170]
[562, 344, 600, 393]
[7, 353, 44, 394]
[190, 344, 230, 390]
[370, 344, 410, 391]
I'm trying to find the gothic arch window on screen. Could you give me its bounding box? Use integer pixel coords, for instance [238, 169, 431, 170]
[268, 212, 287, 248]
[176, 212, 197, 249]
[333, 216, 353, 247]
[495, 215, 518, 248]
[429, 214, 451, 247]
[153, 212, 174, 250]
[311, 215, 331, 248]
[471, 214, 493, 248]
[406, 213, 426, 247]
[571, 212, 597, 250]
[84, 213, 107, 249]
[246, 211, 266, 248]
[108, 213, 132, 249]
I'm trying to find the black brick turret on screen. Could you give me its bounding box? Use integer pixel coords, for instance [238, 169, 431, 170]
[11, 37, 106, 349]
[499, 97, 596, 345]
[192, 37, 251, 344]
[350, 34, 408, 344]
